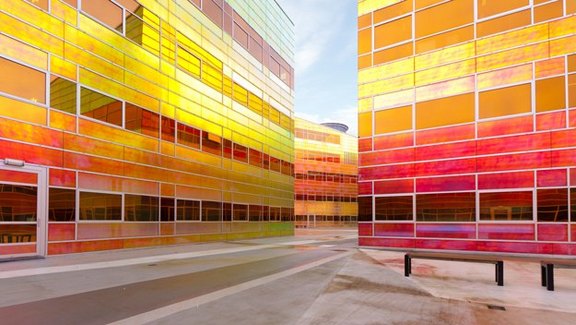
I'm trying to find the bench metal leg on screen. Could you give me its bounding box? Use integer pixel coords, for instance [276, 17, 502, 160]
[496, 261, 504, 286]
[546, 264, 554, 291]
[404, 255, 411, 277]
[541, 265, 547, 287]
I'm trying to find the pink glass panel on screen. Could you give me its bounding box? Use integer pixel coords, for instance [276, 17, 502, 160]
[359, 237, 415, 249]
[476, 133, 550, 155]
[478, 171, 534, 189]
[478, 115, 533, 138]
[416, 223, 476, 239]
[414, 239, 478, 251]
[359, 164, 414, 180]
[358, 182, 373, 195]
[49, 169, 76, 187]
[416, 124, 475, 145]
[374, 132, 414, 150]
[358, 223, 373, 236]
[537, 169, 568, 187]
[374, 179, 414, 194]
[415, 141, 476, 161]
[570, 109, 576, 127]
[359, 138, 373, 152]
[360, 148, 414, 166]
[477, 151, 551, 172]
[536, 111, 566, 131]
[478, 224, 535, 240]
[415, 158, 476, 177]
[550, 149, 576, 167]
[374, 223, 414, 237]
[48, 223, 75, 241]
[77, 223, 158, 240]
[538, 224, 568, 241]
[416, 175, 475, 192]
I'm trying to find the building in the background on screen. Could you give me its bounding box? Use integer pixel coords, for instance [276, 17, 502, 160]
[294, 118, 358, 228]
[0, 0, 295, 259]
[357, 0, 576, 254]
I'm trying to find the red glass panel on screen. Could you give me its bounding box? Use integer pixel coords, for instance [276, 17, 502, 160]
[374, 132, 414, 150]
[538, 224, 568, 241]
[416, 175, 475, 192]
[359, 138, 373, 152]
[415, 141, 476, 161]
[360, 148, 414, 166]
[477, 133, 551, 156]
[537, 169, 568, 187]
[572, 169, 576, 186]
[49, 169, 76, 187]
[570, 109, 576, 127]
[476, 151, 551, 172]
[415, 158, 476, 177]
[478, 171, 534, 189]
[374, 223, 414, 237]
[125, 104, 160, 138]
[360, 164, 414, 180]
[358, 182, 373, 195]
[478, 224, 535, 240]
[551, 129, 576, 148]
[358, 223, 373, 236]
[161, 116, 175, 142]
[374, 179, 414, 194]
[233, 143, 248, 163]
[478, 115, 533, 138]
[0, 139, 63, 167]
[416, 223, 476, 239]
[0, 169, 37, 185]
[415, 124, 474, 145]
[359, 237, 415, 249]
[536, 111, 566, 131]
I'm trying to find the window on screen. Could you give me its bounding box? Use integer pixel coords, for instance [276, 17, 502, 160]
[233, 204, 248, 221]
[125, 103, 159, 137]
[281, 207, 294, 221]
[249, 149, 263, 168]
[270, 157, 281, 173]
[49, 188, 76, 222]
[223, 202, 232, 221]
[50, 76, 76, 114]
[479, 84, 531, 119]
[177, 123, 200, 149]
[270, 207, 281, 222]
[161, 197, 175, 221]
[124, 195, 159, 221]
[177, 47, 201, 78]
[374, 16, 412, 50]
[416, 193, 475, 222]
[0, 57, 46, 103]
[416, 93, 475, 129]
[249, 205, 263, 222]
[223, 139, 233, 159]
[358, 197, 373, 222]
[161, 116, 175, 142]
[80, 87, 123, 126]
[202, 131, 222, 156]
[571, 189, 576, 222]
[82, 0, 123, 32]
[25, 0, 49, 10]
[375, 196, 413, 221]
[79, 192, 122, 221]
[233, 143, 248, 163]
[177, 199, 200, 221]
[537, 188, 568, 222]
[202, 201, 222, 222]
[479, 192, 533, 221]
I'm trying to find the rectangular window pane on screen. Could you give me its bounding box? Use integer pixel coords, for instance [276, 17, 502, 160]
[49, 188, 76, 222]
[537, 188, 568, 222]
[177, 199, 200, 221]
[269, 207, 281, 221]
[177, 123, 200, 149]
[80, 87, 123, 126]
[202, 131, 222, 156]
[358, 196, 373, 222]
[125, 103, 160, 137]
[249, 205, 262, 222]
[79, 192, 122, 221]
[161, 197, 175, 221]
[479, 192, 533, 221]
[125, 195, 159, 222]
[375, 196, 413, 221]
[161, 116, 175, 142]
[25, 0, 49, 10]
[82, 0, 123, 31]
[233, 143, 248, 163]
[571, 189, 576, 222]
[375, 106, 412, 134]
[0, 57, 46, 103]
[202, 201, 222, 222]
[50, 76, 76, 114]
[416, 193, 475, 222]
[479, 84, 531, 119]
[223, 202, 232, 221]
[477, 0, 529, 19]
[223, 139, 232, 159]
[416, 93, 475, 129]
[536, 76, 566, 112]
[270, 157, 281, 173]
[233, 204, 248, 221]
[249, 149, 263, 168]
[0, 185, 37, 222]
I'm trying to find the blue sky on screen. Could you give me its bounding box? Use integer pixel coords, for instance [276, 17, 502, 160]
[276, 0, 358, 135]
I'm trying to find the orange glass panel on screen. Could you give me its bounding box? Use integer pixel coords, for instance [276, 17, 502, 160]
[569, 55, 576, 73]
[477, 64, 532, 90]
[49, 168, 76, 187]
[415, 0, 444, 9]
[477, 0, 529, 19]
[358, 28, 372, 55]
[536, 57, 565, 78]
[373, 42, 413, 65]
[358, 54, 372, 69]
[416, 93, 475, 129]
[534, 0, 564, 23]
[537, 188, 568, 222]
[569, 0, 576, 14]
[125, 103, 160, 138]
[358, 112, 373, 137]
[479, 84, 532, 119]
[536, 76, 566, 112]
[0, 56, 46, 103]
[568, 74, 576, 108]
[374, 0, 413, 23]
[358, 13, 372, 29]
[477, 9, 531, 38]
[415, 0, 473, 38]
[374, 106, 412, 134]
[374, 16, 412, 49]
[50, 109, 76, 133]
[0, 170, 37, 185]
[415, 26, 474, 54]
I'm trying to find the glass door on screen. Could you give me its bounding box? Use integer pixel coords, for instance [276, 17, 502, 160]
[0, 163, 47, 260]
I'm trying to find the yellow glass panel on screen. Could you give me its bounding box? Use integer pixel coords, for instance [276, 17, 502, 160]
[358, 28, 372, 55]
[374, 89, 414, 110]
[374, 0, 413, 24]
[415, 58, 475, 86]
[477, 64, 532, 90]
[374, 16, 412, 49]
[358, 73, 414, 98]
[549, 16, 576, 39]
[569, 0, 576, 14]
[359, 57, 413, 84]
[0, 57, 46, 103]
[358, 0, 403, 16]
[477, 9, 531, 38]
[534, 0, 564, 23]
[0, 95, 47, 125]
[569, 74, 576, 107]
[416, 76, 475, 102]
[375, 106, 412, 134]
[550, 35, 576, 57]
[50, 55, 77, 81]
[416, 42, 475, 71]
[479, 84, 532, 119]
[536, 76, 566, 112]
[416, 93, 474, 129]
[477, 0, 529, 19]
[373, 42, 413, 66]
[358, 97, 373, 112]
[358, 112, 373, 137]
[0, 34, 47, 70]
[476, 24, 548, 56]
[477, 42, 549, 72]
[415, 26, 474, 54]
[415, 0, 473, 38]
[535, 57, 565, 78]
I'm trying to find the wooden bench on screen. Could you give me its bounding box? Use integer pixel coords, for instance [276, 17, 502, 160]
[404, 252, 504, 286]
[541, 260, 576, 291]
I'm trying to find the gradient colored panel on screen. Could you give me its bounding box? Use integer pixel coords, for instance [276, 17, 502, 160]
[477, 64, 532, 90]
[48, 224, 75, 241]
[358, 223, 373, 236]
[478, 171, 534, 189]
[360, 164, 414, 180]
[358, 182, 372, 195]
[0, 96, 47, 125]
[536, 57, 565, 78]
[359, 138, 373, 152]
[416, 223, 476, 239]
[374, 179, 414, 194]
[552, 129, 576, 148]
[358, 112, 372, 137]
[360, 148, 414, 166]
[374, 223, 414, 237]
[416, 175, 475, 192]
[374, 132, 413, 150]
[415, 158, 476, 177]
[537, 169, 568, 187]
[0, 139, 63, 167]
[415, 124, 475, 145]
[477, 115, 533, 138]
[476, 133, 551, 155]
[538, 224, 568, 241]
[0, 169, 37, 184]
[415, 141, 475, 161]
[478, 224, 535, 240]
[477, 151, 551, 172]
[536, 111, 566, 131]
[49, 168, 76, 187]
[477, 0, 529, 19]
[551, 149, 576, 167]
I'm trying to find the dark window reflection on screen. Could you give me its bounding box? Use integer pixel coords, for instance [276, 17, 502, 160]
[79, 192, 122, 221]
[80, 87, 122, 126]
[50, 76, 77, 114]
[480, 191, 533, 221]
[538, 188, 568, 222]
[49, 188, 75, 222]
[202, 131, 222, 156]
[0, 185, 37, 222]
[0, 57, 46, 103]
[249, 205, 262, 221]
[161, 116, 175, 142]
[375, 196, 413, 221]
[416, 193, 475, 222]
[358, 196, 373, 222]
[125, 195, 159, 222]
[202, 201, 222, 222]
[223, 203, 232, 221]
[0, 225, 36, 243]
[233, 204, 248, 221]
[125, 103, 160, 137]
[281, 207, 293, 221]
[177, 199, 200, 221]
[571, 189, 576, 222]
[177, 124, 201, 149]
[160, 197, 175, 222]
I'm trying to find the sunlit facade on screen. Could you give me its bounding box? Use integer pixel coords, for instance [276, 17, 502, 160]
[0, 0, 295, 258]
[358, 0, 576, 255]
[294, 118, 358, 228]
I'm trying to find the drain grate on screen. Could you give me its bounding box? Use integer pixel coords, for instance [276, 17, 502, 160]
[487, 305, 506, 311]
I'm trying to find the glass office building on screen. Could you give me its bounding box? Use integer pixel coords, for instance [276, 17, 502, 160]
[294, 118, 358, 228]
[358, 0, 576, 255]
[0, 0, 295, 259]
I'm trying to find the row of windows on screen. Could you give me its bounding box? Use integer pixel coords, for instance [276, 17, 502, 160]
[295, 194, 358, 203]
[294, 128, 341, 144]
[358, 188, 576, 222]
[294, 173, 358, 184]
[295, 215, 358, 222]
[47, 188, 295, 222]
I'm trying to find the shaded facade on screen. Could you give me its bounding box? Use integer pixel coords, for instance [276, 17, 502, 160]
[357, 0, 576, 255]
[0, 0, 295, 259]
[294, 118, 358, 228]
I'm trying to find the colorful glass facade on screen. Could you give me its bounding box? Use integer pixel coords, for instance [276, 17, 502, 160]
[0, 0, 295, 258]
[358, 0, 576, 255]
[294, 118, 358, 228]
